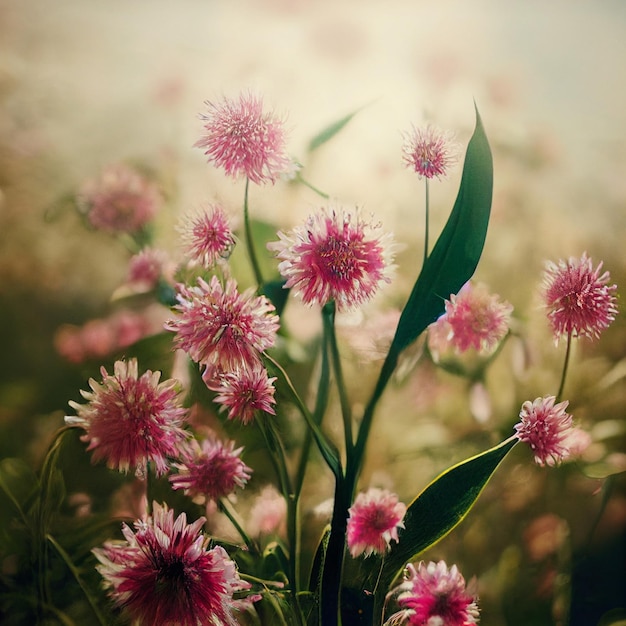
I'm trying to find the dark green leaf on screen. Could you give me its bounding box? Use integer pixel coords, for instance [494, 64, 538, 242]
[307, 107, 365, 153]
[262, 279, 290, 317]
[0, 457, 39, 527]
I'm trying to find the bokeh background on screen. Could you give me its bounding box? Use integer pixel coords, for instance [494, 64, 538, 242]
[1, 1, 625, 624]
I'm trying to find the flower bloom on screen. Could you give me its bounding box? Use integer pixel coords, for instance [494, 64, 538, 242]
[268, 208, 395, 311]
[195, 92, 291, 185]
[79, 163, 162, 233]
[514, 395, 575, 466]
[126, 248, 166, 290]
[205, 364, 277, 425]
[401, 123, 461, 180]
[94, 502, 249, 626]
[165, 276, 279, 370]
[65, 359, 188, 478]
[346, 488, 406, 558]
[248, 485, 287, 539]
[391, 560, 479, 626]
[543, 252, 618, 343]
[179, 204, 236, 267]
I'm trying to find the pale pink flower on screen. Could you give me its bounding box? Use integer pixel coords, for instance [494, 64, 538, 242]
[195, 92, 291, 185]
[126, 248, 166, 290]
[268, 208, 395, 311]
[543, 252, 618, 343]
[346, 488, 406, 558]
[514, 396, 575, 467]
[94, 502, 249, 626]
[205, 364, 277, 425]
[65, 359, 189, 478]
[248, 485, 287, 539]
[179, 204, 236, 267]
[79, 164, 162, 233]
[166, 276, 279, 370]
[392, 560, 479, 626]
[402, 123, 461, 180]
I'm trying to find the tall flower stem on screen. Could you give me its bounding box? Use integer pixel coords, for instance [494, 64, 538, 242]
[556, 331, 573, 402]
[243, 177, 264, 288]
[423, 179, 430, 264]
[218, 498, 256, 553]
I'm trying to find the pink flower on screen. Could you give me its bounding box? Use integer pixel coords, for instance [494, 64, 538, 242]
[126, 248, 166, 290]
[169, 438, 252, 504]
[248, 485, 287, 539]
[179, 204, 236, 267]
[392, 560, 479, 626]
[195, 92, 291, 185]
[205, 364, 277, 425]
[165, 276, 279, 370]
[94, 502, 249, 626]
[79, 164, 162, 233]
[346, 488, 406, 558]
[514, 396, 575, 466]
[402, 123, 461, 180]
[65, 359, 189, 478]
[268, 208, 395, 311]
[543, 252, 618, 343]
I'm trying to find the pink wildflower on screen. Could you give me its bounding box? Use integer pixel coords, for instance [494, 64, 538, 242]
[543, 252, 618, 343]
[170, 438, 252, 504]
[268, 208, 395, 311]
[205, 364, 277, 425]
[79, 164, 162, 233]
[126, 248, 166, 290]
[65, 359, 188, 478]
[195, 92, 291, 185]
[248, 485, 287, 539]
[514, 396, 575, 467]
[94, 502, 249, 626]
[179, 204, 236, 267]
[165, 276, 279, 370]
[346, 488, 406, 558]
[402, 123, 461, 180]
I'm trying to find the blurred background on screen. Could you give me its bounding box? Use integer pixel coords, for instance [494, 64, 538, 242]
[1, 1, 625, 624]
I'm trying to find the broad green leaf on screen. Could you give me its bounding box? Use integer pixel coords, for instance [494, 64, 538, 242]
[262, 278, 290, 317]
[307, 106, 365, 153]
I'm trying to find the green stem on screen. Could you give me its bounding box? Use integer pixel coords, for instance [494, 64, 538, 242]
[556, 331, 573, 402]
[243, 177, 264, 288]
[295, 173, 330, 199]
[218, 498, 257, 553]
[423, 179, 430, 264]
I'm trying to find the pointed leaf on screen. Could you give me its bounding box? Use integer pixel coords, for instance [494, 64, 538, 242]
[307, 106, 365, 153]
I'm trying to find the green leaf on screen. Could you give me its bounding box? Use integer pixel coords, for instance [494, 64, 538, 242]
[307, 106, 365, 153]
[262, 279, 290, 317]
[0, 457, 39, 528]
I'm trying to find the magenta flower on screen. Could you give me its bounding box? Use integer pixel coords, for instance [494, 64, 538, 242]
[205, 364, 277, 425]
[543, 252, 618, 343]
[514, 395, 575, 466]
[126, 247, 166, 290]
[346, 488, 406, 558]
[402, 123, 461, 180]
[195, 92, 291, 185]
[94, 502, 249, 626]
[65, 359, 189, 478]
[169, 438, 252, 504]
[79, 164, 162, 233]
[179, 204, 236, 268]
[268, 208, 395, 311]
[392, 560, 479, 626]
[165, 276, 279, 370]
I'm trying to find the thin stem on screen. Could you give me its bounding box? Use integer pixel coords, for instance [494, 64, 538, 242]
[218, 498, 257, 553]
[295, 173, 330, 199]
[243, 177, 264, 287]
[423, 179, 430, 264]
[556, 331, 573, 402]
[256, 416, 292, 498]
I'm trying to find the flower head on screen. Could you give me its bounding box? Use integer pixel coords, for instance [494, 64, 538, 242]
[65, 359, 189, 478]
[126, 248, 167, 290]
[514, 396, 575, 466]
[346, 488, 406, 558]
[268, 208, 395, 311]
[195, 92, 291, 185]
[248, 485, 287, 539]
[165, 276, 279, 370]
[402, 123, 461, 180]
[543, 252, 618, 343]
[170, 438, 252, 504]
[94, 502, 249, 626]
[79, 164, 162, 233]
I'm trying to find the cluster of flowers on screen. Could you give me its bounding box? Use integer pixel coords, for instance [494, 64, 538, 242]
[61, 91, 618, 625]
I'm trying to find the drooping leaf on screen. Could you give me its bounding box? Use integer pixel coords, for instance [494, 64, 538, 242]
[307, 106, 365, 153]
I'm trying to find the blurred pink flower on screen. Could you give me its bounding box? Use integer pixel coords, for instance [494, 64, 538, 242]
[65, 359, 189, 478]
[126, 248, 166, 290]
[94, 502, 248, 626]
[402, 123, 460, 180]
[195, 92, 291, 185]
[543, 252, 618, 343]
[166, 276, 279, 370]
[514, 395, 574, 467]
[179, 204, 236, 267]
[346, 488, 406, 558]
[248, 485, 287, 539]
[268, 208, 395, 311]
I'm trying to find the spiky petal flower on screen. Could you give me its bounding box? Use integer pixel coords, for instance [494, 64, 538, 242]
[401, 124, 461, 180]
[543, 252, 618, 343]
[346, 488, 406, 558]
[514, 396, 575, 467]
[268, 208, 395, 311]
[65, 359, 189, 478]
[169, 438, 252, 504]
[165, 276, 279, 370]
[195, 92, 291, 185]
[94, 502, 249, 626]
[126, 247, 166, 290]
